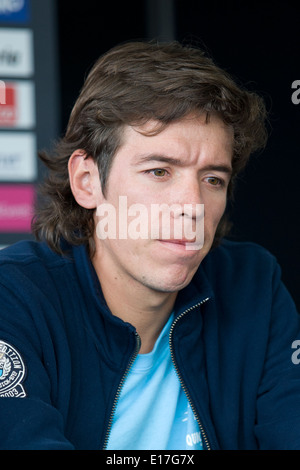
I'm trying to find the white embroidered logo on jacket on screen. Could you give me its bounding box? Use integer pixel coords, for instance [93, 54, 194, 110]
[0, 341, 26, 397]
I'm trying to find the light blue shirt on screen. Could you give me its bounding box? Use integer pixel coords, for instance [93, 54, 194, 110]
[106, 314, 203, 450]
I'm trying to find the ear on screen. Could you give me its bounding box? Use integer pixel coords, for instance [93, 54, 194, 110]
[68, 150, 103, 209]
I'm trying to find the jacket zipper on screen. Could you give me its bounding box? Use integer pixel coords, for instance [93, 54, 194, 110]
[169, 298, 211, 450]
[102, 298, 210, 450]
[102, 332, 141, 449]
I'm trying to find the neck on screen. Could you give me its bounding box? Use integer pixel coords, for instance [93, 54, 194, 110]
[92, 255, 177, 354]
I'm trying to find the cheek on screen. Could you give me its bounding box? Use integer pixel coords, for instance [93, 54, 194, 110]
[205, 197, 227, 230]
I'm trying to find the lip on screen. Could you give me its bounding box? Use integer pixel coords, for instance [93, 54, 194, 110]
[157, 239, 200, 254]
[158, 239, 196, 245]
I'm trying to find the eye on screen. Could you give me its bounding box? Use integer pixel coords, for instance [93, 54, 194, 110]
[206, 176, 223, 187]
[145, 168, 168, 178]
[152, 168, 167, 177]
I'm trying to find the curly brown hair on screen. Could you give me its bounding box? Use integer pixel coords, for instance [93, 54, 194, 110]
[32, 40, 268, 254]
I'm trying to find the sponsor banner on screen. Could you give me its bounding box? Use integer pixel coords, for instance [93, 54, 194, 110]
[0, 183, 35, 232]
[0, 28, 34, 77]
[0, 80, 35, 128]
[0, 131, 37, 181]
[0, 79, 5, 104]
[0, 0, 30, 24]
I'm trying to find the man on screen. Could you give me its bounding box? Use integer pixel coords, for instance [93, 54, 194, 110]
[0, 41, 299, 450]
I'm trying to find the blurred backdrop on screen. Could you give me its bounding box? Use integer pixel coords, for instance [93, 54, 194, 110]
[0, 0, 299, 308]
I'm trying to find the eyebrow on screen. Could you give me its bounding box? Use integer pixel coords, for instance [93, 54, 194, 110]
[133, 154, 232, 175]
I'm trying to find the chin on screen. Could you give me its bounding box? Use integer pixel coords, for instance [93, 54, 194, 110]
[145, 267, 197, 293]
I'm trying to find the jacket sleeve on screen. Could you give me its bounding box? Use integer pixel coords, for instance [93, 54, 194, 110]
[0, 278, 75, 450]
[254, 262, 300, 450]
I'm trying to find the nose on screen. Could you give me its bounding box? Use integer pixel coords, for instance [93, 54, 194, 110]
[165, 176, 204, 246]
[172, 175, 203, 220]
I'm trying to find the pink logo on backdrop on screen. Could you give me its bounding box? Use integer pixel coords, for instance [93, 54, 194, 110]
[0, 185, 35, 232]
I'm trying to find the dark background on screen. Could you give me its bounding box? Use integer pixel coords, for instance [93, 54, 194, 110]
[56, 0, 299, 308]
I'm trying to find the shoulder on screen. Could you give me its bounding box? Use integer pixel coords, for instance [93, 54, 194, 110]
[0, 241, 81, 335]
[0, 240, 74, 292]
[206, 238, 276, 266]
[0, 240, 72, 269]
[197, 240, 298, 328]
[201, 238, 280, 290]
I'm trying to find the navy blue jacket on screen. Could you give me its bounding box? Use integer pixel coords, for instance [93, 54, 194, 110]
[0, 239, 299, 450]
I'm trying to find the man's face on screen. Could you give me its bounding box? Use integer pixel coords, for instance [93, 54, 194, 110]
[93, 114, 233, 294]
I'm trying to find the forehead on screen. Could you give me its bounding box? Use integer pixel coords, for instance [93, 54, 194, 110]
[117, 114, 234, 167]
